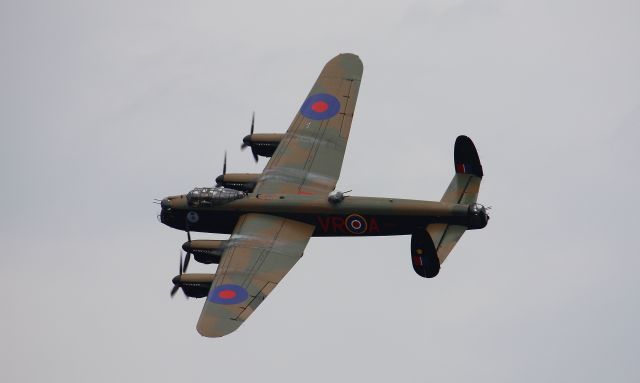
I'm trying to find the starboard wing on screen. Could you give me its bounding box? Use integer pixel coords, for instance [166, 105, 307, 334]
[196, 213, 314, 337]
[253, 53, 363, 195]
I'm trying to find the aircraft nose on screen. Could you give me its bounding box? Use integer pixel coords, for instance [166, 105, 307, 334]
[161, 198, 171, 209]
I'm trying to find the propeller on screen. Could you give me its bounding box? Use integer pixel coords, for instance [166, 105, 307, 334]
[222, 150, 227, 176]
[241, 112, 259, 162]
[183, 231, 191, 273]
[170, 251, 184, 297]
[215, 151, 228, 187]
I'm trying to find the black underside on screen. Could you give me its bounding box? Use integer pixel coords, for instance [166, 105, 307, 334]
[165, 209, 466, 237]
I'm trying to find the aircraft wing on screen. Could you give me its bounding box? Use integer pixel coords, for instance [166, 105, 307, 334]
[253, 53, 363, 195]
[196, 213, 314, 337]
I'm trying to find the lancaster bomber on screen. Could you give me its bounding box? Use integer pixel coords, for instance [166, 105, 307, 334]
[159, 53, 489, 337]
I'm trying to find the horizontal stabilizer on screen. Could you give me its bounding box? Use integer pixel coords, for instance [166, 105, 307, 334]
[411, 228, 440, 278]
[428, 136, 484, 265]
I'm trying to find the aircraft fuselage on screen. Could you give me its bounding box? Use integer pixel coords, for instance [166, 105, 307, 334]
[160, 193, 474, 237]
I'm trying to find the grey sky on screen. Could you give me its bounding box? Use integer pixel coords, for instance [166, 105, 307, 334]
[1, 0, 639, 381]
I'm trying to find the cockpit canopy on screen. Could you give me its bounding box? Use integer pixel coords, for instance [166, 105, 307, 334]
[186, 187, 246, 207]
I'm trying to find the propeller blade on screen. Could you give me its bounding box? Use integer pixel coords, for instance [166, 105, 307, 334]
[182, 231, 192, 273]
[250, 111, 255, 135]
[223, 151, 227, 175]
[183, 252, 191, 273]
[241, 112, 255, 157]
[171, 252, 183, 298]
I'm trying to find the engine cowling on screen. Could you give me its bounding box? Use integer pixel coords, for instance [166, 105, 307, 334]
[215, 173, 260, 192]
[242, 133, 284, 158]
[182, 240, 227, 265]
[172, 273, 215, 298]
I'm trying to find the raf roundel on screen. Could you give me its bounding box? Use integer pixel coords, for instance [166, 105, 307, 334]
[300, 93, 341, 120]
[208, 284, 249, 305]
[186, 211, 199, 223]
[345, 214, 368, 235]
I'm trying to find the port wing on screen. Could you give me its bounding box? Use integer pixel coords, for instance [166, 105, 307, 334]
[196, 213, 314, 337]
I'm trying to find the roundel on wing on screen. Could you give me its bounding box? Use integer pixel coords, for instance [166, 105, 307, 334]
[208, 284, 249, 305]
[300, 93, 341, 120]
[345, 214, 368, 235]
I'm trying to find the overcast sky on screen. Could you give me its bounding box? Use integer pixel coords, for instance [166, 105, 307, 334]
[1, 0, 639, 382]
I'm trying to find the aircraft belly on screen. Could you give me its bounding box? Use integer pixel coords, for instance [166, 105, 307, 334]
[169, 210, 241, 234]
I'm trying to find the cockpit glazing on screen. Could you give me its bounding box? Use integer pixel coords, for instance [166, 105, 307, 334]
[186, 187, 246, 207]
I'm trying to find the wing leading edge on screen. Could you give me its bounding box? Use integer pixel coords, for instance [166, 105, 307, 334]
[197, 213, 314, 337]
[254, 53, 363, 195]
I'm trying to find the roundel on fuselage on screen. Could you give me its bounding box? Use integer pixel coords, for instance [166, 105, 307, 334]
[345, 214, 367, 235]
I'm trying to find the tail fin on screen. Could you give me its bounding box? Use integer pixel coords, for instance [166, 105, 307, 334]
[442, 135, 483, 204]
[411, 136, 485, 277]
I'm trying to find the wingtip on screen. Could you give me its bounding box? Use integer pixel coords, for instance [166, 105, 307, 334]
[196, 315, 243, 338]
[325, 53, 363, 80]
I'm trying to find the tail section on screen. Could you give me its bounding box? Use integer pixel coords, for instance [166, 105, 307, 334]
[442, 135, 483, 204]
[411, 135, 486, 278]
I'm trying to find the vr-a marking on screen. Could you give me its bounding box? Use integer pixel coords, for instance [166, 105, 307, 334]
[316, 214, 381, 235]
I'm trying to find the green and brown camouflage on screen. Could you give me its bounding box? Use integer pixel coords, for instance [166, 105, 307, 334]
[159, 53, 489, 337]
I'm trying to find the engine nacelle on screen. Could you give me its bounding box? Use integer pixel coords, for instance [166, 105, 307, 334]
[172, 273, 215, 298]
[215, 173, 260, 193]
[242, 133, 284, 158]
[467, 203, 489, 229]
[182, 240, 227, 265]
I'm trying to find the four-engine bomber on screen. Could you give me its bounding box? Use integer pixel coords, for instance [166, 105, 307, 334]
[159, 53, 489, 338]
